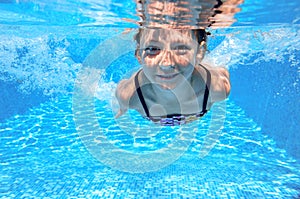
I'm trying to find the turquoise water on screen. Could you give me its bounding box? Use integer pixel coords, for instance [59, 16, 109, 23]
[1, 0, 300, 198]
[1, 96, 299, 198]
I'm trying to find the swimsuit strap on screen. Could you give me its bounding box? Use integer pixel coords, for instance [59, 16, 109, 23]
[135, 66, 211, 119]
[198, 64, 211, 114]
[134, 70, 151, 118]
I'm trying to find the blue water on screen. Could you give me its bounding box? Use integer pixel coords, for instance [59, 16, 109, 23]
[1, 0, 300, 198]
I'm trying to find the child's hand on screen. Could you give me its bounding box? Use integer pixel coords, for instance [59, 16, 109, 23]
[115, 109, 126, 119]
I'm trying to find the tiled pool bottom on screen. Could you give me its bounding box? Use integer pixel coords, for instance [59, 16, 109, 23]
[1, 96, 300, 198]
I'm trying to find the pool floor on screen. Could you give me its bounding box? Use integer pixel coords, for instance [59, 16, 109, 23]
[0, 96, 300, 198]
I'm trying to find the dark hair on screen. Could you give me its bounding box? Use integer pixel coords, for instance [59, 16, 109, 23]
[134, 28, 207, 45]
[194, 29, 207, 45]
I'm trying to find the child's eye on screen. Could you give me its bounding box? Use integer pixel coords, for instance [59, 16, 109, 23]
[144, 46, 161, 56]
[173, 45, 191, 55]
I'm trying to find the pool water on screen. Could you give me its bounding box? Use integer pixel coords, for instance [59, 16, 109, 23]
[1, 0, 300, 198]
[1, 96, 299, 198]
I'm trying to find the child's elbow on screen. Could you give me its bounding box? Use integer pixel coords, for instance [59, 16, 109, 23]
[218, 67, 231, 99]
[224, 78, 231, 98]
[217, 67, 231, 97]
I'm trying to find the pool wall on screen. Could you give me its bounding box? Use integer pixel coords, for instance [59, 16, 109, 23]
[230, 54, 300, 161]
[0, 81, 49, 121]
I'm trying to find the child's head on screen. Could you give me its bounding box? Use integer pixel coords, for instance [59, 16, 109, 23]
[134, 28, 207, 89]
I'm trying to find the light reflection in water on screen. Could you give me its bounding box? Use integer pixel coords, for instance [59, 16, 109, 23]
[134, 0, 244, 29]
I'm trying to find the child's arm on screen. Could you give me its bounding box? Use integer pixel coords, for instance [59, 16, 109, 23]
[115, 73, 137, 118]
[200, 64, 231, 102]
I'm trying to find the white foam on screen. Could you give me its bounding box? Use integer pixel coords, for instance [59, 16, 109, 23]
[1, 25, 299, 96]
[95, 80, 117, 101]
[204, 26, 300, 68]
[0, 35, 82, 95]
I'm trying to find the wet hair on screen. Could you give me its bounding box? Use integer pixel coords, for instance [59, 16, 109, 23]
[134, 28, 206, 45]
[194, 29, 207, 45]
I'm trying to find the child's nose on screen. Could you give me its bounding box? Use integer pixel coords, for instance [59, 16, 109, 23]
[159, 50, 175, 67]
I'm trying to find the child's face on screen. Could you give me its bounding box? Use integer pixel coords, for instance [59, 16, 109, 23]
[137, 29, 199, 90]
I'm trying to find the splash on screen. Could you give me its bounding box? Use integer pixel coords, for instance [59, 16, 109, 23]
[204, 25, 300, 68]
[0, 34, 82, 96]
[1, 25, 299, 97]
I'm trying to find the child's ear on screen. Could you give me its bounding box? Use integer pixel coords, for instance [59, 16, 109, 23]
[135, 48, 142, 63]
[196, 41, 206, 62]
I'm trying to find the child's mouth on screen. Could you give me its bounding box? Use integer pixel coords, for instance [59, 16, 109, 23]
[156, 73, 179, 80]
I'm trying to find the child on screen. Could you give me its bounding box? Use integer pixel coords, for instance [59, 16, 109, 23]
[115, 28, 230, 125]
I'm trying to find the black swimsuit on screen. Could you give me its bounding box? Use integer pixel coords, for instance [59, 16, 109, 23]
[134, 65, 211, 126]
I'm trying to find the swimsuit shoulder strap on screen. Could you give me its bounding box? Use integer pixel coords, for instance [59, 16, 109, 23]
[134, 70, 151, 118]
[198, 64, 211, 114]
